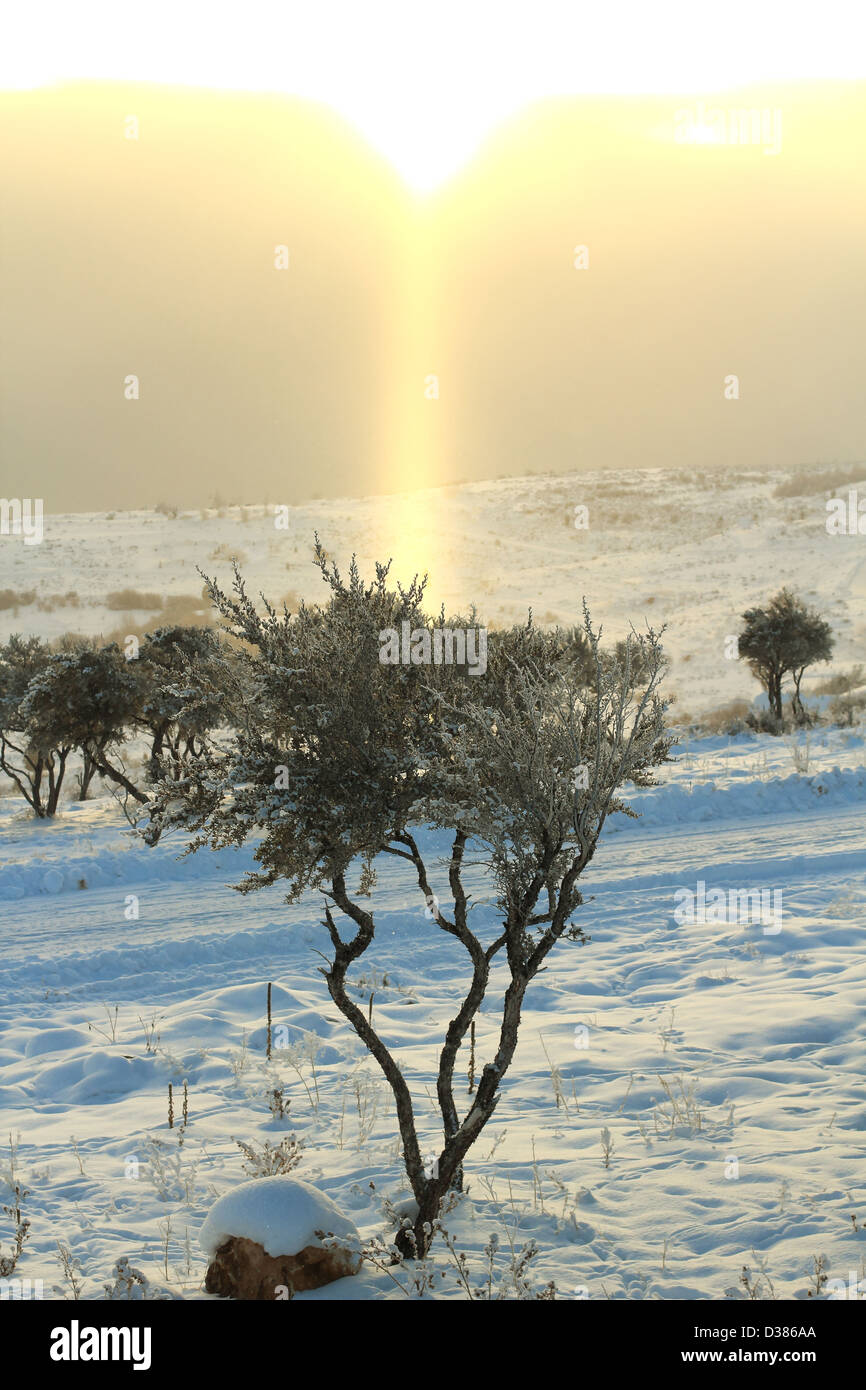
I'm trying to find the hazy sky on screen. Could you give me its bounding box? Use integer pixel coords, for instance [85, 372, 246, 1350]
[1, 6, 864, 512]
[4, 1, 866, 189]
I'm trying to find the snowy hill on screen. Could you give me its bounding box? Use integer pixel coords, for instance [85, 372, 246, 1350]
[2, 463, 865, 717]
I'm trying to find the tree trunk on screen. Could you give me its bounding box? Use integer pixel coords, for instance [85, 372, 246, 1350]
[92, 752, 149, 804]
[78, 748, 98, 800]
[45, 750, 69, 816]
[768, 669, 783, 723]
[792, 668, 806, 725]
[403, 973, 530, 1257]
[148, 722, 170, 781]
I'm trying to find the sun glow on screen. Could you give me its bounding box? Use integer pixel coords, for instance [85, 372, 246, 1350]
[3, 1, 864, 523]
[3, 1, 865, 191]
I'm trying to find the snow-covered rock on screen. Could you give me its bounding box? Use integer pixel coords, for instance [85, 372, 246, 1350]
[201, 1177, 361, 1299]
[200, 1176, 359, 1259]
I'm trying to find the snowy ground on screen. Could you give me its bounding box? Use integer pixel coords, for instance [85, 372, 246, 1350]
[2, 463, 865, 1299]
[1, 724, 865, 1299]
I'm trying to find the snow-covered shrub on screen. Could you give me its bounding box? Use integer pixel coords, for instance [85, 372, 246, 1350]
[135, 625, 227, 782]
[21, 643, 143, 809]
[0, 1184, 30, 1277]
[104, 1257, 157, 1300]
[785, 733, 812, 775]
[142, 1136, 202, 1205]
[235, 1136, 304, 1177]
[146, 543, 671, 1255]
[0, 624, 234, 822]
[0, 635, 61, 815]
[363, 1221, 558, 1300]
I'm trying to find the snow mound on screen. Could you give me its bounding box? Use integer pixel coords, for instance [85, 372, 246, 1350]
[0, 840, 254, 902]
[609, 764, 866, 832]
[200, 1177, 359, 1259]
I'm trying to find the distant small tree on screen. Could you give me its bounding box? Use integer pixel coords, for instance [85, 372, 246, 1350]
[136, 626, 226, 781]
[147, 545, 672, 1256]
[21, 645, 143, 810]
[44, 635, 102, 797]
[738, 589, 834, 727]
[0, 635, 61, 816]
